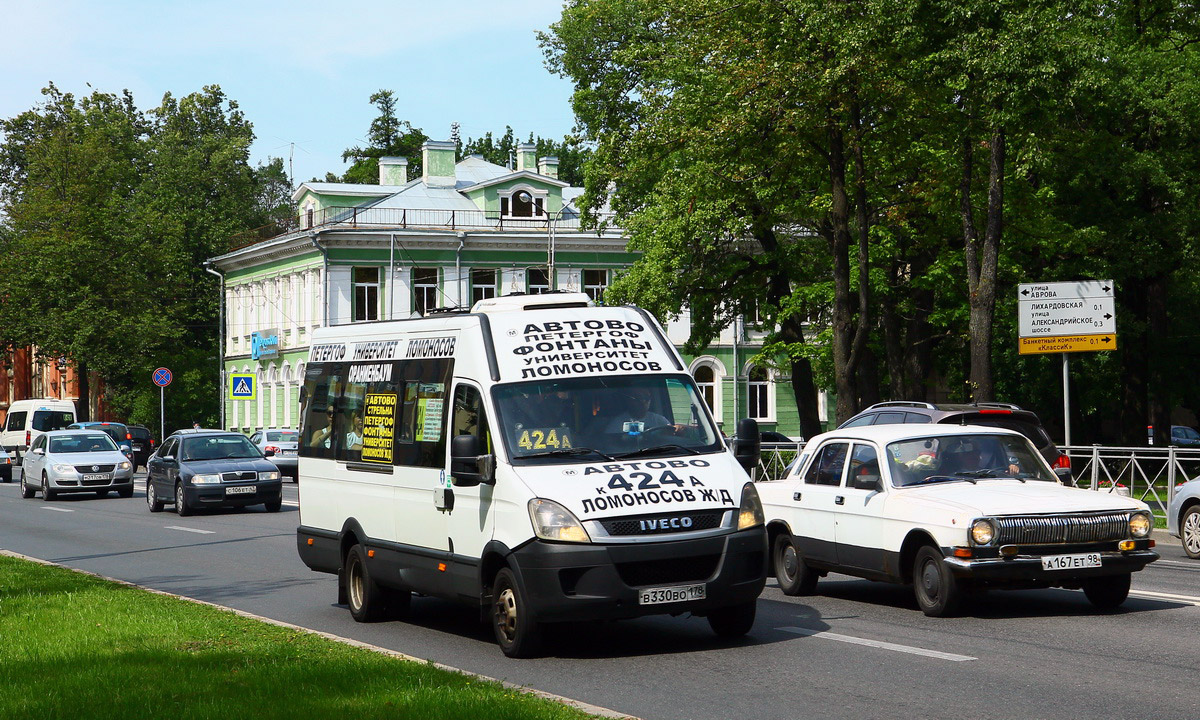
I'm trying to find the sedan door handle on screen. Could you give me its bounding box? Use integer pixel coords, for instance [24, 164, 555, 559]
[835, 496, 845, 505]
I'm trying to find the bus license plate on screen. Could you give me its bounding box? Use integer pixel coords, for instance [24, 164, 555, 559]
[638, 584, 706, 605]
[1041, 552, 1102, 571]
[225, 485, 255, 495]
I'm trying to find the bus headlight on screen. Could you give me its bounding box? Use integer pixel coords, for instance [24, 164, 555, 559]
[738, 483, 765, 530]
[1129, 511, 1151, 538]
[970, 518, 996, 546]
[528, 499, 591, 543]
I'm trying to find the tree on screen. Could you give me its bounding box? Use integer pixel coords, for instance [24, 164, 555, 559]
[339, 90, 429, 183]
[460, 127, 593, 186]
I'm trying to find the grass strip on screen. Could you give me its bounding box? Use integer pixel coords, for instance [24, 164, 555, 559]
[0, 554, 605, 720]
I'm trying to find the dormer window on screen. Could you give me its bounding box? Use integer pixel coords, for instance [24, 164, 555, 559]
[500, 186, 546, 218]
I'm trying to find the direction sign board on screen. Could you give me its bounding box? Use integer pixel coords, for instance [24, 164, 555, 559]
[228, 373, 257, 400]
[152, 367, 173, 387]
[1018, 280, 1117, 355]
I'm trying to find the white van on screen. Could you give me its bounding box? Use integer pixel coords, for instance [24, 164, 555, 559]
[2, 398, 77, 482]
[296, 293, 767, 656]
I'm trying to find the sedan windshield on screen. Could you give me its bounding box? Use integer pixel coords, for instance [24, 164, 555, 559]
[887, 433, 1056, 487]
[181, 435, 262, 461]
[50, 434, 118, 453]
[492, 374, 722, 464]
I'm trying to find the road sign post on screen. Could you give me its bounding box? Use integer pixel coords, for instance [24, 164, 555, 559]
[1017, 281, 1116, 447]
[152, 367, 173, 441]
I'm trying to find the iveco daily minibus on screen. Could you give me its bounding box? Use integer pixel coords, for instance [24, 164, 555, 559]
[296, 293, 766, 657]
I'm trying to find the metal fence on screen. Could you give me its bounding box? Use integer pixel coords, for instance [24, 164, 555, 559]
[755, 441, 1200, 522]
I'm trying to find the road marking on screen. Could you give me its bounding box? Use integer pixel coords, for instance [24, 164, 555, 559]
[163, 526, 215, 535]
[780, 626, 977, 662]
[41, 506, 73, 513]
[1152, 559, 1199, 569]
[1130, 589, 1200, 606]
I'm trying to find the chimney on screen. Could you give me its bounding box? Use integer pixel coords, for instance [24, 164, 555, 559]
[421, 140, 457, 188]
[537, 156, 559, 180]
[516, 143, 537, 172]
[378, 156, 408, 185]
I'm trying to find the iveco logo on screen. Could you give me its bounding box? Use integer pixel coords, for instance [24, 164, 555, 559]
[639, 517, 693, 531]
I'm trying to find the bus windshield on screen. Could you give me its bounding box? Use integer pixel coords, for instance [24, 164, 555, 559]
[492, 374, 723, 464]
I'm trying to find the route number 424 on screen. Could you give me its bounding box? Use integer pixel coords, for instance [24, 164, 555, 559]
[518, 428, 573, 450]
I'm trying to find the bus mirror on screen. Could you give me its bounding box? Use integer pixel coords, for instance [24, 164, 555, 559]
[733, 418, 761, 472]
[451, 435, 495, 486]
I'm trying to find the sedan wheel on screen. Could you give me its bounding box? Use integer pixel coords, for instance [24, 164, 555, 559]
[147, 481, 164, 513]
[913, 545, 960, 617]
[20, 473, 34, 499]
[41, 473, 55, 501]
[1181, 506, 1200, 559]
[175, 481, 192, 517]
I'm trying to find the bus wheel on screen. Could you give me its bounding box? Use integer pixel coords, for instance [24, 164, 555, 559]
[345, 544, 387, 622]
[491, 568, 541, 658]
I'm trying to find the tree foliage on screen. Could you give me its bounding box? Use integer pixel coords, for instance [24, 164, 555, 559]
[0, 84, 285, 430]
[544, 0, 1200, 442]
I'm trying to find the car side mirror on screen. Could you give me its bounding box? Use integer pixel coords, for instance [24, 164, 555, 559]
[450, 434, 495, 487]
[33, 447, 45, 456]
[732, 418, 761, 472]
[853, 473, 883, 492]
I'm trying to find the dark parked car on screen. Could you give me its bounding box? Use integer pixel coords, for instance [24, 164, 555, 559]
[145, 429, 283, 516]
[127, 425, 156, 470]
[1170, 425, 1200, 447]
[67, 421, 134, 463]
[838, 401, 1070, 478]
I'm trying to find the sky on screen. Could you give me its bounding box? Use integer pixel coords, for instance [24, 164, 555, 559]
[1, 0, 579, 185]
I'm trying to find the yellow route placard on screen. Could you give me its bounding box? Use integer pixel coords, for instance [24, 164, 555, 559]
[1019, 334, 1117, 355]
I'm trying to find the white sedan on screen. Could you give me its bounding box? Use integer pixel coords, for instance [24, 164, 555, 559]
[758, 424, 1157, 616]
[21, 430, 135, 500]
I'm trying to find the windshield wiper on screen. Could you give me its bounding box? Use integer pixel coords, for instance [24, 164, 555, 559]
[521, 447, 615, 461]
[908, 475, 975, 486]
[615, 444, 702, 459]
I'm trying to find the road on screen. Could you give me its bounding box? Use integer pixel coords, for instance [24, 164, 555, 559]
[1, 471, 1198, 720]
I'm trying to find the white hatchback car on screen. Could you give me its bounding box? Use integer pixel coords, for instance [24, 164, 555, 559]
[759, 424, 1158, 616]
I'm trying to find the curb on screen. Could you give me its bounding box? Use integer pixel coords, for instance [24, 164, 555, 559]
[0, 549, 639, 720]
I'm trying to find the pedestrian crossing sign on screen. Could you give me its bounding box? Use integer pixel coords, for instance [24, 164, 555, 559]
[228, 373, 256, 400]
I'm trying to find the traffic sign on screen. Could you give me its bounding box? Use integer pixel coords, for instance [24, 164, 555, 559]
[1018, 280, 1117, 355]
[228, 373, 257, 400]
[152, 367, 173, 387]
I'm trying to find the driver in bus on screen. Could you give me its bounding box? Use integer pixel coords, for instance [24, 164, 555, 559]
[603, 388, 676, 435]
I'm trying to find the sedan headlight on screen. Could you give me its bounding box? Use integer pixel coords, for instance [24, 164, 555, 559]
[258, 470, 281, 481]
[118, 461, 131, 471]
[191, 473, 222, 485]
[738, 482, 765, 530]
[52, 463, 75, 475]
[970, 518, 997, 546]
[528, 498, 591, 543]
[1129, 511, 1152, 538]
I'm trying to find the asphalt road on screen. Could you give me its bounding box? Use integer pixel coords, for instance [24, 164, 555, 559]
[1, 470, 1198, 720]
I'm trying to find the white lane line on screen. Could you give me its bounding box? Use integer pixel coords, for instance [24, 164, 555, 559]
[780, 626, 977, 662]
[1130, 589, 1200, 606]
[1152, 559, 1199, 569]
[163, 526, 215, 535]
[40, 506, 73, 513]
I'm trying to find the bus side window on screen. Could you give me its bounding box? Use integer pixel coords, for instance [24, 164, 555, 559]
[452, 384, 491, 454]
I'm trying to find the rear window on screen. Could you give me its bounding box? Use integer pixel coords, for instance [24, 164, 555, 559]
[266, 431, 298, 442]
[33, 411, 75, 432]
[6, 411, 27, 432]
[129, 427, 152, 440]
[951, 415, 1052, 449]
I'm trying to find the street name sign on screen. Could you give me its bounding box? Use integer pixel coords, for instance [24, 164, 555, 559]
[1018, 280, 1116, 355]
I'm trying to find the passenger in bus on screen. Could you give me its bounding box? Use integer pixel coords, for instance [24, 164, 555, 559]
[309, 407, 337, 449]
[346, 415, 365, 451]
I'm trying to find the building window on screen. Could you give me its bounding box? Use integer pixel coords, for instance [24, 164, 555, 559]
[583, 269, 608, 302]
[747, 365, 769, 420]
[528, 268, 550, 294]
[689, 357, 724, 424]
[413, 267, 439, 315]
[471, 268, 497, 305]
[353, 267, 379, 322]
[694, 365, 716, 413]
[501, 187, 546, 218]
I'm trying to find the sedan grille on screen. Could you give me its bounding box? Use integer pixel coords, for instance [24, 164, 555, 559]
[995, 512, 1132, 545]
[74, 464, 115, 473]
[220, 471, 258, 483]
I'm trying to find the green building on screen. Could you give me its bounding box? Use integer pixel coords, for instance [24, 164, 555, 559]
[207, 140, 823, 438]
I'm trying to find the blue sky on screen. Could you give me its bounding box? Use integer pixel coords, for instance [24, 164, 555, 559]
[2, 0, 578, 185]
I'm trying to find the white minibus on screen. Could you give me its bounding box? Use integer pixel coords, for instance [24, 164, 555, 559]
[296, 293, 766, 656]
[2, 398, 77, 482]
